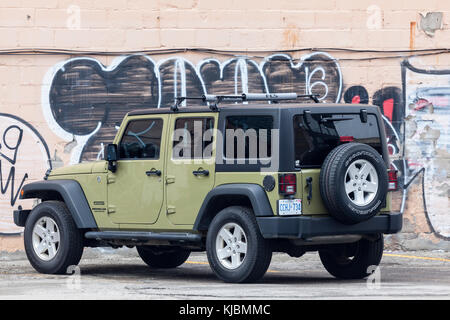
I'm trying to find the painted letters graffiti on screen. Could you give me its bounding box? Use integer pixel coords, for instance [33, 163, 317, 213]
[42, 52, 342, 163]
[0, 114, 51, 233]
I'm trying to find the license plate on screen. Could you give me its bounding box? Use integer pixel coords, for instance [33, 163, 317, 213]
[278, 199, 302, 216]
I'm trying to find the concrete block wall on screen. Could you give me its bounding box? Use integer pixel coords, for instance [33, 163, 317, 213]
[0, 0, 449, 251]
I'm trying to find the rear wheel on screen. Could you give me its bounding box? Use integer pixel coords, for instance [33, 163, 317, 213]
[24, 201, 84, 274]
[136, 246, 190, 268]
[206, 206, 272, 283]
[319, 235, 384, 279]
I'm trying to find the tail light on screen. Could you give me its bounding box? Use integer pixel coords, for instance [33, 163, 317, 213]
[279, 174, 296, 196]
[388, 169, 398, 191]
[340, 136, 354, 142]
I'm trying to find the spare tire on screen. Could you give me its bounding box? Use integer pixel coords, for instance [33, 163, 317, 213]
[319, 143, 388, 225]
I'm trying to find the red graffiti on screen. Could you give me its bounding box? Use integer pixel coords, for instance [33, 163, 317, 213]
[382, 98, 394, 121]
[351, 95, 361, 104]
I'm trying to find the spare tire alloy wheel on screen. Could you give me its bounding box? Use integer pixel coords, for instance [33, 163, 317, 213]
[215, 222, 248, 270]
[319, 143, 388, 225]
[344, 159, 379, 206]
[32, 217, 60, 261]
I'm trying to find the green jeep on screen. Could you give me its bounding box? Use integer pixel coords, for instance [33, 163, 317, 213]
[14, 93, 402, 283]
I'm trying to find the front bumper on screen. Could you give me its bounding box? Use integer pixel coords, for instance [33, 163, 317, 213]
[256, 212, 403, 239]
[13, 209, 31, 227]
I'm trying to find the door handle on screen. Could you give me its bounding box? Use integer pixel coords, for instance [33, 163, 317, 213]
[146, 169, 161, 176]
[192, 169, 209, 176]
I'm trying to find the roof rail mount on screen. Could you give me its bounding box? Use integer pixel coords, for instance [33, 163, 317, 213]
[171, 92, 320, 111]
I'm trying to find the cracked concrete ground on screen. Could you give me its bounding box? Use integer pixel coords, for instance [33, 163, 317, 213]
[0, 248, 449, 299]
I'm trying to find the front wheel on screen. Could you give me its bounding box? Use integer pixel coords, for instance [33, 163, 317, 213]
[319, 234, 384, 279]
[206, 206, 272, 283]
[24, 201, 84, 274]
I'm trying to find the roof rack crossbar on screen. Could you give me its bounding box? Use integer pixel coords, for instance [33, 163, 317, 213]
[171, 92, 320, 111]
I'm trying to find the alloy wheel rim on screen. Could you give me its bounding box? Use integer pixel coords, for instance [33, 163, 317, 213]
[32, 217, 60, 261]
[215, 222, 248, 270]
[344, 159, 379, 206]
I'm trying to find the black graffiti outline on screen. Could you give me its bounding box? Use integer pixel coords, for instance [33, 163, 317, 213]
[0, 113, 52, 208]
[0, 125, 23, 165]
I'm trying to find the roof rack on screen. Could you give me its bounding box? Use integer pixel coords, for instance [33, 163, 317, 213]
[171, 92, 320, 111]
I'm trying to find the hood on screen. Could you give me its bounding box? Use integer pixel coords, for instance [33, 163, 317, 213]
[49, 161, 108, 177]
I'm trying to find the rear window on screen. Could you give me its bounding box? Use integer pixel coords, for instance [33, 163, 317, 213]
[293, 113, 381, 167]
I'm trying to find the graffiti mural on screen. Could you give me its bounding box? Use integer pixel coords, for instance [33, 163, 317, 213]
[343, 61, 450, 241]
[42, 52, 342, 163]
[343, 85, 369, 104]
[0, 50, 434, 243]
[0, 113, 52, 233]
[402, 60, 450, 239]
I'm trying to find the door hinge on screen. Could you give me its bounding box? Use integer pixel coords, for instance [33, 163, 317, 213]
[107, 205, 116, 214]
[107, 176, 115, 184]
[167, 205, 176, 214]
[166, 175, 175, 184]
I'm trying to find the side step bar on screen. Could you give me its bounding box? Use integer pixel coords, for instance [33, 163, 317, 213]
[84, 231, 202, 243]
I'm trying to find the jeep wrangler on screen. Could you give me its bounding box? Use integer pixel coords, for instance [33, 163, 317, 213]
[14, 93, 402, 283]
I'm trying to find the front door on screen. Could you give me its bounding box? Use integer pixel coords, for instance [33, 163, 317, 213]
[107, 115, 167, 225]
[165, 113, 217, 225]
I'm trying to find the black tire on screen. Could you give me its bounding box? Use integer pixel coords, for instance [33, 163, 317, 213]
[136, 246, 190, 268]
[319, 143, 388, 224]
[319, 235, 384, 279]
[24, 201, 84, 274]
[206, 206, 272, 283]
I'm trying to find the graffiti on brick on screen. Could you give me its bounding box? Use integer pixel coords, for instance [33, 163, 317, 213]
[42, 52, 342, 163]
[0, 113, 52, 233]
[343, 61, 450, 240]
[402, 60, 450, 239]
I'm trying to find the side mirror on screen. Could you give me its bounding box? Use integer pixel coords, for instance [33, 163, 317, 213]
[106, 144, 118, 173]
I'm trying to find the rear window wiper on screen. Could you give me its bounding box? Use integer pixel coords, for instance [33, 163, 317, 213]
[320, 117, 353, 123]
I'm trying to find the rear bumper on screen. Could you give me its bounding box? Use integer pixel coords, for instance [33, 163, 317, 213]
[256, 212, 403, 239]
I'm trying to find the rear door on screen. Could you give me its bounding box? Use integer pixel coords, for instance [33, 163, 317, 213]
[165, 113, 217, 225]
[292, 112, 383, 215]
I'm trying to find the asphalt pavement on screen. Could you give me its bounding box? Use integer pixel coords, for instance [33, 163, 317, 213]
[0, 248, 449, 299]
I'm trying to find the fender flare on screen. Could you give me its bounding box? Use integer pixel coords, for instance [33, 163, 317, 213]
[193, 183, 274, 231]
[20, 179, 97, 229]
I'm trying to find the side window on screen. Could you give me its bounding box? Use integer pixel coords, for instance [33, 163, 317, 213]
[224, 115, 273, 159]
[172, 117, 215, 159]
[119, 119, 163, 159]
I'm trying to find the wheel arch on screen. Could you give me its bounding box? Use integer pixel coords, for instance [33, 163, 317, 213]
[21, 180, 97, 229]
[193, 184, 273, 232]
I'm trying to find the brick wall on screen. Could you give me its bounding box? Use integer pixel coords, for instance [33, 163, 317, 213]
[0, 0, 449, 251]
